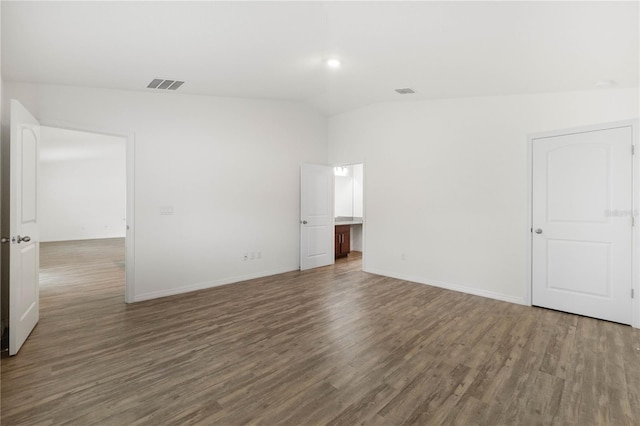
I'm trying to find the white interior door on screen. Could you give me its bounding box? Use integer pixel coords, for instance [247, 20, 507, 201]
[300, 164, 334, 270]
[532, 125, 633, 324]
[9, 99, 40, 355]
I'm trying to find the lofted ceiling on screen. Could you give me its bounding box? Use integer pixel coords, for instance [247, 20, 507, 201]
[2, 1, 638, 116]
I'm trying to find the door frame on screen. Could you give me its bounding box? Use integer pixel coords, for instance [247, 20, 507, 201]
[525, 119, 639, 328]
[333, 161, 366, 271]
[39, 122, 136, 303]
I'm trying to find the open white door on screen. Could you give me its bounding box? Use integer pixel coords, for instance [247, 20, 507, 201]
[300, 164, 334, 270]
[8, 100, 40, 355]
[532, 125, 633, 324]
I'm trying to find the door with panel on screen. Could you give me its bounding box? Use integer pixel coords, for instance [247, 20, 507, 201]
[300, 164, 334, 270]
[532, 125, 633, 324]
[7, 100, 41, 355]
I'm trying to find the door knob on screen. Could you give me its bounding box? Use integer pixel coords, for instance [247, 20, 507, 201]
[301, 220, 308, 225]
[16, 235, 31, 243]
[535, 228, 543, 234]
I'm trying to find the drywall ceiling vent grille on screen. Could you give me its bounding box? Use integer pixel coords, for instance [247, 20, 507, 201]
[147, 79, 185, 90]
[395, 88, 416, 94]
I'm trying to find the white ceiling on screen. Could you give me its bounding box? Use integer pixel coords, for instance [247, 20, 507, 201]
[40, 126, 126, 163]
[3, 1, 638, 115]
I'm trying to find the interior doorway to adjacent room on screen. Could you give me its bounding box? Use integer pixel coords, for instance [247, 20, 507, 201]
[38, 126, 128, 303]
[334, 163, 364, 270]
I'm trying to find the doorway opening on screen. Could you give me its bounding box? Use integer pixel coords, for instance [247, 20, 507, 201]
[39, 126, 131, 306]
[334, 163, 364, 270]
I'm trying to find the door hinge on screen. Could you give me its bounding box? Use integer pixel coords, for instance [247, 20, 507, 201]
[632, 289, 635, 299]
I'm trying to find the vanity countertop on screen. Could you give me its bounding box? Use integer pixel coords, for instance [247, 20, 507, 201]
[335, 217, 363, 226]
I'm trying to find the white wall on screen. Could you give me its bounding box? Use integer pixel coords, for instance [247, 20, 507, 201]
[335, 173, 353, 217]
[329, 89, 639, 304]
[351, 225, 363, 252]
[3, 82, 327, 301]
[39, 127, 126, 242]
[352, 163, 363, 218]
[351, 163, 364, 252]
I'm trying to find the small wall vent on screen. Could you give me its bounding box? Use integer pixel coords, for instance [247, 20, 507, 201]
[147, 79, 185, 90]
[395, 88, 416, 94]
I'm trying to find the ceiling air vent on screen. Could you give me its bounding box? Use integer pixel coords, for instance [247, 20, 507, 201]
[395, 88, 416, 94]
[147, 79, 185, 90]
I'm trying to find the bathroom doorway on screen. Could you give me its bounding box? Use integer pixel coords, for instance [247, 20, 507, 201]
[334, 163, 364, 269]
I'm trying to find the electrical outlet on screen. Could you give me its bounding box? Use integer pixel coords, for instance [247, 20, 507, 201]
[401, 253, 407, 261]
[256, 251, 262, 259]
[243, 253, 249, 261]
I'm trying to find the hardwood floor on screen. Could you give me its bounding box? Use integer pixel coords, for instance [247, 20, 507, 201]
[2, 240, 639, 425]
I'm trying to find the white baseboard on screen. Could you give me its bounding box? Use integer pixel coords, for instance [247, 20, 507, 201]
[365, 267, 526, 306]
[132, 266, 299, 302]
[132, 265, 526, 307]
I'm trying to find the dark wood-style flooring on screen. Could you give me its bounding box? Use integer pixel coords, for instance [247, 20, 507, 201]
[1, 238, 639, 425]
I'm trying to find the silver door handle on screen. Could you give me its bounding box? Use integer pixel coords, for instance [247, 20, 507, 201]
[1, 237, 10, 244]
[301, 220, 308, 225]
[16, 235, 31, 243]
[535, 228, 543, 234]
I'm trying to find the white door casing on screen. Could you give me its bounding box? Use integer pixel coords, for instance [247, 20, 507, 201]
[531, 125, 633, 325]
[300, 164, 334, 270]
[9, 100, 41, 355]
[36, 123, 136, 303]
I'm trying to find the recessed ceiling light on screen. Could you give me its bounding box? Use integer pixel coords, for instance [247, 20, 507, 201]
[326, 59, 341, 69]
[395, 88, 416, 94]
[595, 79, 616, 87]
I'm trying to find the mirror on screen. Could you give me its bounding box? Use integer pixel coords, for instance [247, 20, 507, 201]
[334, 163, 363, 219]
